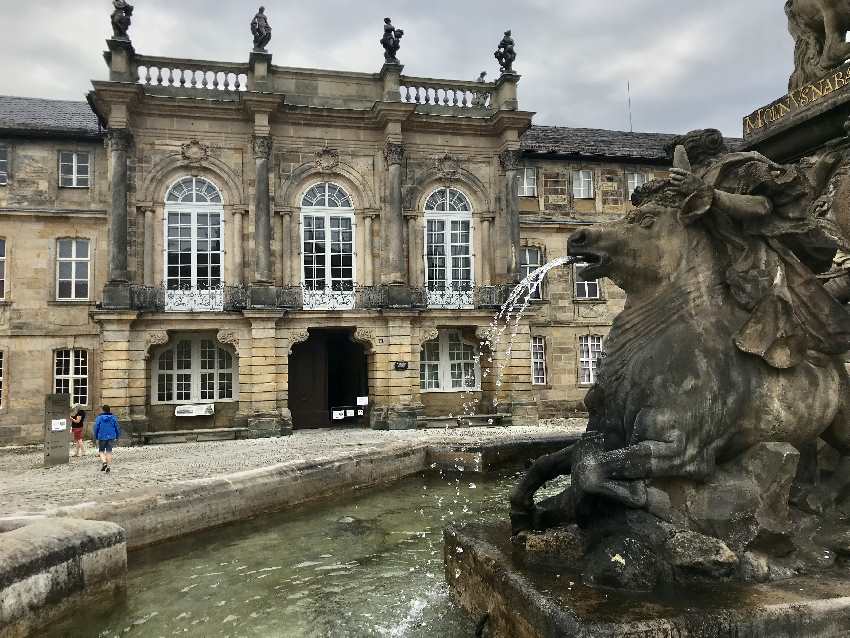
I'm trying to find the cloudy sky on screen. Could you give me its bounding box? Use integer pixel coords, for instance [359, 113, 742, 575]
[0, 0, 791, 137]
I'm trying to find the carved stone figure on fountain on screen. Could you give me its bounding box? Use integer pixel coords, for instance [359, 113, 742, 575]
[787, 0, 850, 89]
[110, 0, 134, 41]
[251, 6, 272, 52]
[380, 17, 404, 65]
[510, 134, 850, 590]
[494, 30, 516, 74]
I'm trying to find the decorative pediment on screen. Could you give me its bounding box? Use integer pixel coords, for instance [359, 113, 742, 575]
[181, 140, 210, 166]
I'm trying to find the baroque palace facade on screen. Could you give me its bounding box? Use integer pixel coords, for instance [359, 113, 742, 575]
[0, 33, 674, 444]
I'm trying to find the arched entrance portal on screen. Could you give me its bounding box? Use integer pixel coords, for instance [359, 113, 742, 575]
[288, 329, 368, 428]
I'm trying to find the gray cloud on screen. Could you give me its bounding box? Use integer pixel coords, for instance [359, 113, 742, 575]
[0, 0, 793, 137]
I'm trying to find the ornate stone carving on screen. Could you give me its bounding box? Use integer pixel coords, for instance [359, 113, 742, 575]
[181, 140, 210, 166]
[494, 29, 516, 74]
[108, 128, 132, 153]
[384, 142, 405, 166]
[787, 0, 850, 89]
[499, 149, 522, 173]
[253, 135, 272, 160]
[217, 329, 240, 350]
[352, 328, 376, 352]
[434, 153, 461, 181]
[475, 326, 496, 344]
[380, 17, 404, 64]
[314, 147, 340, 172]
[287, 329, 310, 354]
[419, 327, 439, 344]
[251, 6, 272, 52]
[144, 330, 169, 358]
[110, 0, 134, 41]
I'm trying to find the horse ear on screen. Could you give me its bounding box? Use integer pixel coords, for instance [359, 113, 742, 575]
[673, 145, 692, 172]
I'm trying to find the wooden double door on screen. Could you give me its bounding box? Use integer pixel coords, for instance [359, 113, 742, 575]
[288, 329, 368, 429]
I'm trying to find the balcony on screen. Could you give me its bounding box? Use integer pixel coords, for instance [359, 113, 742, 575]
[129, 284, 515, 313]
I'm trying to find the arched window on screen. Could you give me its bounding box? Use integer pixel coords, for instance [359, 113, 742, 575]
[423, 188, 474, 308]
[154, 335, 237, 404]
[164, 177, 224, 312]
[300, 182, 356, 310]
[419, 329, 479, 392]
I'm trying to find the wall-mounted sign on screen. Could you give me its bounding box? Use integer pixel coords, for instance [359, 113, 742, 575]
[357, 396, 369, 406]
[51, 419, 68, 432]
[332, 410, 345, 421]
[175, 404, 215, 417]
[393, 361, 409, 371]
[345, 409, 355, 417]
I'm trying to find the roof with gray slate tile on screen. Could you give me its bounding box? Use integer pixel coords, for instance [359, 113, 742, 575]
[0, 95, 102, 139]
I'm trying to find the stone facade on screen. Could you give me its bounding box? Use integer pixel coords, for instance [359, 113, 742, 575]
[0, 43, 674, 444]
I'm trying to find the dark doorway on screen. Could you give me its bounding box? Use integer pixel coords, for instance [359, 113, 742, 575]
[288, 329, 368, 429]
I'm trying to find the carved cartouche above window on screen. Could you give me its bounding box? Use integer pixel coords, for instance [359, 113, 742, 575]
[181, 139, 210, 167]
[384, 142, 405, 166]
[434, 153, 461, 181]
[314, 147, 340, 172]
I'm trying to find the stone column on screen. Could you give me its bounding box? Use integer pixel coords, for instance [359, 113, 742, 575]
[481, 215, 493, 285]
[500, 149, 522, 283]
[274, 212, 284, 285]
[143, 207, 155, 286]
[253, 135, 273, 285]
[291, 212, 301, 286]
[232, 209, 245, 286]
[406, 214, 418, 287]
[383, 142, 406, 285]
[281, 211, 292, 285]
[104, 128, 132, 308]
[363, 214, 374, 286]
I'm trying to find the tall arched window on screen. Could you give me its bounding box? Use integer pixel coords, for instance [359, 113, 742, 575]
[153, 335, 237, 404]
[164, 177, 224, 312]
[300, 182, 356, 310]
[424, 187, 474, 308]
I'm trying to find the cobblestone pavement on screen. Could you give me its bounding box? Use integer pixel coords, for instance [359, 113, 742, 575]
[0, 420, 584, 515]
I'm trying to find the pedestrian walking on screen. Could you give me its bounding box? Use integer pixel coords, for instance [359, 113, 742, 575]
[93, 405, 121, 473]
[69, 403, 87, 458]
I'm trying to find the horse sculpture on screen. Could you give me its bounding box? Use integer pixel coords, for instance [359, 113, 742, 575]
[787, 0, 850, 89]
[510, 139, 850, 588]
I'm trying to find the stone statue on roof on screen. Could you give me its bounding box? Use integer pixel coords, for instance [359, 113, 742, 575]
[494, 30, 516, 74]
[787, 0, 850, 89]
[251, 6, 272, 52]
[380, 17, 404, 64]
[110, 0, 134, 41]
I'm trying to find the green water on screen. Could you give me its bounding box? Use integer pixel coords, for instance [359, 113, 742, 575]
[47, 468, 552, 638]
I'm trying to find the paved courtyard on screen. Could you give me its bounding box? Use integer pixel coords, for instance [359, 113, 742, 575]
[0, 420, 584, 515]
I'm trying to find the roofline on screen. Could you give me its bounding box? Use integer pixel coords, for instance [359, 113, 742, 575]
[0, 127, 104, 142]
[522, 150, 671, 165]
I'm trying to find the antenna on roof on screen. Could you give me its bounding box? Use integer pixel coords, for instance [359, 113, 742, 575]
[627, 81, 634, 133]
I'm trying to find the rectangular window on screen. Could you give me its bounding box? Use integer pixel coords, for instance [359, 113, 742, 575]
[419, 329, 478, 391]
[425, 217, 473, 308]
[54, 349, 88, 406]
[531, 336, 546, 386]
[627, 172, 648, 200]
[572, 169, 594, 199]
[518, 167, 537, 197]
[579, 335, 603, 385]
[574, 262, 601, 300]
[0, 146, 8, 186]
[520, 246, 544, 300]
[59, 151, 90, 188]
[301, 212, 355, 310]
[56, 238, 90, 301]
[164, 209, 224, 312]
[0, 239, 6, 300]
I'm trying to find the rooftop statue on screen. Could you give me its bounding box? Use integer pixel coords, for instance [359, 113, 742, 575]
[494, 30, 516, 74]
[510, 130, 850, 590]
[787, 0, 850, 89]
[380, 17, 404, 64]
[251, 6, 272, 52]
[110, 0, 133, 41]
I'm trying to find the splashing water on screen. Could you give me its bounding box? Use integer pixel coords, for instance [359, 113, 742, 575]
[458, 256, 578, 425]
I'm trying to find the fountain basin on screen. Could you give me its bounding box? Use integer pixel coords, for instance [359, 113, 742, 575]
[445, 523, 850, 638]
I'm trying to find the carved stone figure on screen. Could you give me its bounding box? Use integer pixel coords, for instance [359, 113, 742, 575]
[380, 17, 404, 64]
[510, 135, 850, 589]
[251, 6, 272, 51]
[110, 0, 134, 41]
[494, 30, 516, 74]
[787, 0, 850, 89]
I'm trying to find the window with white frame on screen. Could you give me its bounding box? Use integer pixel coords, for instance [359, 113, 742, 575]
[301, 182, 356, 310]
[531, 336, 547, 386]
[574, 262, 601, 300]
[518, 167, 537, 197]
[56, 238, 90, 301]
[627, 172, 649, 200]
[55, 349, 88, 406]
[579, 335, 603, 385]
[520, 246, 544, 300]
[0, 239, 6, 300]
[164, 177, 224, 312]
[419, 329, 479, 391]
[572, 169, 594, 199]
[155, 335, 236, 404]
[59, 151, 90, 188]
[424, 188, 474, 308]
[0, 146, 8, 185]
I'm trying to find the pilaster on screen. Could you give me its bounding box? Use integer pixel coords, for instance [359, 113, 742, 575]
[499, 149, 523, 283]
[91, 311, 140, 425]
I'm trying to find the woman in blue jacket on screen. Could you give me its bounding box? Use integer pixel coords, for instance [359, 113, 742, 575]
[93, 405, 121, 473]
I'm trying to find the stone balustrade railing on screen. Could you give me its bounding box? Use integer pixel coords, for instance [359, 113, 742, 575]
[400, 77, 494, 109]
[135, 56, 249, 92]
